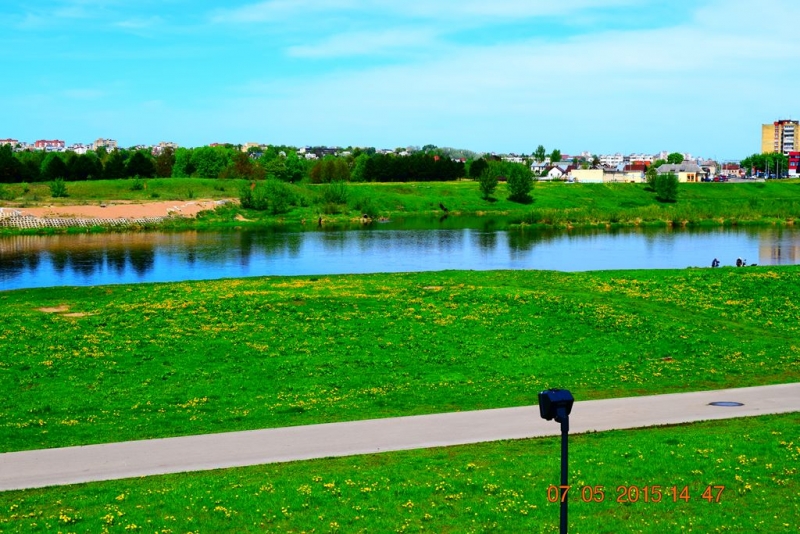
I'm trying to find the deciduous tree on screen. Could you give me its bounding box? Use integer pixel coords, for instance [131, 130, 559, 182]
[667, 152, 684, 164]
[655, 172, 678, 202]
[478, 167, 498, 200]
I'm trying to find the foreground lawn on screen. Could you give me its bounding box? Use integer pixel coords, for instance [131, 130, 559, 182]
[1, 414, 797, 532]
[1, 268, 798, 452]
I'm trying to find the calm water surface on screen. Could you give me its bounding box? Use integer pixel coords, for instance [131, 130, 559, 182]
[2, 223, 800, 290]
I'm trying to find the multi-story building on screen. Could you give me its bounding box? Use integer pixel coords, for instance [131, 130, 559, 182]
[761, 120, 799, 155]
[93, 138, 118, 151]
[152, 141, 179, 155]
[788, 151, 800, 177]
[598, 153, 624, 167]
[34, 139, 66, 151]
[0, 138, 19, 147]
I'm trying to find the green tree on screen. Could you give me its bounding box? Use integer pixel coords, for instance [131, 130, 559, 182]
[655, 172, 678, 202]
[41, 153, 68, 181]
[310, 156, 350, 183]
[478, 167, 498, 200]
[667, 152, 684, 164]
[0, 144, 22, 183]
[740, 152, 788, 176]
[469, 157, 489, 179]
[125, 151, 156, 178]
[279, 152, 307, 183]
[645, 165, 658, 191]
[67, 153, 102, 181]
[350, 153, 369, 182]
[16, 151, 43, 182]
[104, 150, 127, 179]
[549, 149, 562, 163]
[506, 162, 533, 203]
[533, 145, 546, 162]
[222, 151, 264, 180]
[171, 148, 195, 177]
[154, 147, 176, 178]
[190, 146, 229, 178]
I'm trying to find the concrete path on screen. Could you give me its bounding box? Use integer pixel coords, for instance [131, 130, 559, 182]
[1, 383, 798, 492]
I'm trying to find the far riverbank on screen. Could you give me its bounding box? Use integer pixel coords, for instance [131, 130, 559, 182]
[2, 178, 800, 235]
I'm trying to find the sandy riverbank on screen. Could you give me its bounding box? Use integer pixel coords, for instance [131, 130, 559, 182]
[9, 199, 233, 220]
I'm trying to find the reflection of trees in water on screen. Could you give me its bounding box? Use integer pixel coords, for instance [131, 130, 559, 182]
[128, 248, 155, 276]
[320, 230, 348, 252]
[0, 251, 40, 280]
[67, 249, 104, 277]
[248, 230, 302, 258]
[106, 249, 127, 275]
[474, 231, 497, 252]
[49, 249, 68, 274]
[47, 245, 156, 278]
[507, 229, 547, 253]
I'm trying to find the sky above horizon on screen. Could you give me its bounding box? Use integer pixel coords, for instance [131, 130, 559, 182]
[2, 0, 799, 160]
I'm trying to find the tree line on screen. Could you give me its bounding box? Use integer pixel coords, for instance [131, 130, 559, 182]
[0, 144, 477, 184]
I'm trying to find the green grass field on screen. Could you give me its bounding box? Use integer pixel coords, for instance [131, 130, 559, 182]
[4, 178, 800, 233]
[2, 268, 798, 453]
[1, 413, 797, 532]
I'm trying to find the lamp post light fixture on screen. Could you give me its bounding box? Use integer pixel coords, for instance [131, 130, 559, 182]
[539, 388, 574, 534]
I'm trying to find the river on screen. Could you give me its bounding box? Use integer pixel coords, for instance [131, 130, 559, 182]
[2, 222, 800, 291]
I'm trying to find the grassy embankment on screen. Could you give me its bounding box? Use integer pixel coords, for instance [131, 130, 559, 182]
[2, 268, 798, 453]
[0, 414, 797, 532]
[3, 178, 800, 234]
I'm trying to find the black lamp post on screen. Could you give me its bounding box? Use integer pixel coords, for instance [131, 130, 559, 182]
[539, 388, 574, 534]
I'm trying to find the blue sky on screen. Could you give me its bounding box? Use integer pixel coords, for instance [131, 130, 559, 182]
[2, 0, 799, 159]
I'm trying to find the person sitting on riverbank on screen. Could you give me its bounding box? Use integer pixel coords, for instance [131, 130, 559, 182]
[712, 258, 720, 268]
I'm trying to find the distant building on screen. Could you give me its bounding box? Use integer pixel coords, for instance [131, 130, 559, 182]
[598, 153, 624, 167]
[152, 141, 179, 155]
[761, 120, 799, 155]
[789, 152, 800, 177]
[0, 138, 19, 147]
[68, 144, 90, 155]
[93, 138, 118, 151]
[34, 139, 66, 151]
[242, 142, 262, 152]
[656, 163, 705, 183]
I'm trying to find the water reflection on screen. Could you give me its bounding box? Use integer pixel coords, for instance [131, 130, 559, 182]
[2, 224, 800, 290]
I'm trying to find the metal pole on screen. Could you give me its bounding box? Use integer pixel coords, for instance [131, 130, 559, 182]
[560, 412, 569, 534]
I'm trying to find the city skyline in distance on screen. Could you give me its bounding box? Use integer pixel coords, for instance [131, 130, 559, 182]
[2, 0, 799, 160]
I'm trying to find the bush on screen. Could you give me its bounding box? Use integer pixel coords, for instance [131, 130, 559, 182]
[130, 177, 145, 191]
[49, 178, 68, 198]
[239, 179, 295, 214]
[321, 181, 349, 205]
[0, 184, 13, 201]
[655, 173, 678, 203]
[351, 194, 379, 218]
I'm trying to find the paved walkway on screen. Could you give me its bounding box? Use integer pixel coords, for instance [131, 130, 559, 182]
[1, 383, 798, 492]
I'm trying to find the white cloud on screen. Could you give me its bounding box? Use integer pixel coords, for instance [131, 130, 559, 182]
[210, 0, 638, 24]
[115, 16, 163, 30]
[288, 28, 439, 58]
[210, 0, 357, 23]
[212, 0, 800, 155]
[63, 88, 107, 100]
